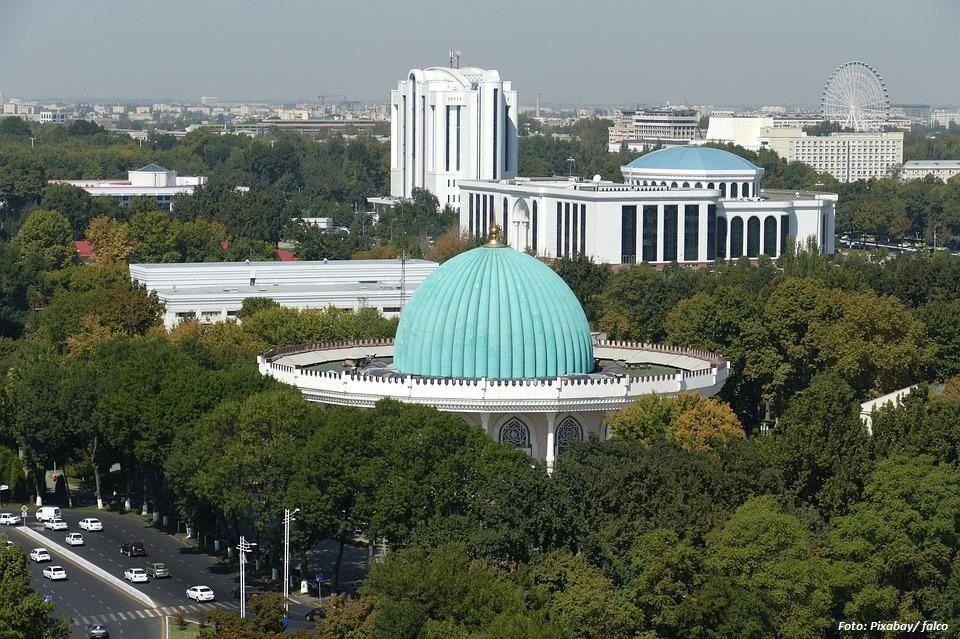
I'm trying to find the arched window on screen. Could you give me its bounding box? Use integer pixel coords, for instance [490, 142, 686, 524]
[763, 216, 777, 256]
[742, 182, 750, 198]
[717, 216, 728, 259]
[556, 416, 583, 454]
[695, 182, 702, 188]
[499, 418, 530, 449]
[670, 181, 678, 188]
[719, 183, 727, 197]
[731, 183, 739, 198]
[707, 182, 714, 189]
[730, 217, 743, 258]
[747, 216, 761, 257]
[532, 201, 538, 252]
[682, 182, 690, 188]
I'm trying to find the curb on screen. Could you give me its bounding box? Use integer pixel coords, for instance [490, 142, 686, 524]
[15, 525, 157, 609]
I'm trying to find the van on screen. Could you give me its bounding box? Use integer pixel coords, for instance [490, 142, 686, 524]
[35, 507, 61, 522]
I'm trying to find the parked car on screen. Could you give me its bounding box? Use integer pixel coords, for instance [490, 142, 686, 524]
[42, 565, 67, 580]
[304, 607, 326, 621]
[44, 518, 68, 531]
[0, 513, 18, 525]
[119, 542, 145, 557]
[186, 586, 215, 602]
[65, 533, 84, 546]
[124, 568, 149, 583]
[88, 624, 109, 638]
[78, 518, 103, 531]
[34, 506, 61, 522]
[145, 562, 169, 578]
[29, 548, 51, 562]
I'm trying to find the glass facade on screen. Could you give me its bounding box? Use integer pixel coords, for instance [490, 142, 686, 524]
[502, 197, 509, 243]
[621, 205, 637, 264]
[492, 89, 498, 179]
[663, 205, 678, 262]
[571, 204, 578, 255]
[780, 215, 790, 254]
[481, 195, 488, 237]
[564, 203, 570, 257]
[556, 203, 562, 256]
[707, 205, 717, 261]
[468, 194, 474, 235]
[730, 217, 743, 258]
[684, 204, 699, 261]
[763, 216, 777, 256]
[642, 205, 657, 262]
[579, 205, 586, 255]
[716, 216, 727, 259]
[747, 216, 760, 257]
[532, 201, 538, 252]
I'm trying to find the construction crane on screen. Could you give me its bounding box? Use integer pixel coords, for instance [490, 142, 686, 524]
[317, 93, 346, 117]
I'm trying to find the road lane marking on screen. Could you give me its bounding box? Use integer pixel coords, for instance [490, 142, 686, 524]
[109, 613, 118, 621]
[79, 616, 89, 624]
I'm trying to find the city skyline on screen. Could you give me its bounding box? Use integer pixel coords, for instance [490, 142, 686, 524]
[2, 0, 959, 106]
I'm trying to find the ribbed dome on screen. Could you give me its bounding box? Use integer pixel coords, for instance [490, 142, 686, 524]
[394, 246, 594, 379]
[626, 146, 758, 171]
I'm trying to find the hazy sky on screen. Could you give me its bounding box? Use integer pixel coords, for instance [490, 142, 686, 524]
[2, 0, 958, 107]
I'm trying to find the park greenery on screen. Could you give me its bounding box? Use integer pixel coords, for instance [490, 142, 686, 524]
[3, 117, 960, 636]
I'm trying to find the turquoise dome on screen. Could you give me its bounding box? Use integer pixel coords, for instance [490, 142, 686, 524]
[626, 146, 758, 171]
[394, 245, 594, 379]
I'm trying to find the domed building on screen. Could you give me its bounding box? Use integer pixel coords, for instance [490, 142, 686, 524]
[458, 145, 837, 265]
[259, 239, 729, 472]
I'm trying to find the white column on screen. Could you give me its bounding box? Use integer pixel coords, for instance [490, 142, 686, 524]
[725, 218, 732, 260]
[677, 203, 686, 262]
[545, 413, 557, 475]
[742, 218, 749, 257]
[480, 413, 491, 438]
[760, 216, 766, 257]
[655, 205, 664, 263]
[698, 203, 708, 262]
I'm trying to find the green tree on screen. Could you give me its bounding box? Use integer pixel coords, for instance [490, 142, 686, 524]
[129, 211, 181, 262]
[0, 149, 45, 214]
[14, 209, 74, 271]
[0, 539, 71, 638]
[84, 216, 132, 266]
[0, 116, 32, 137]
[41, 183, 98, 239]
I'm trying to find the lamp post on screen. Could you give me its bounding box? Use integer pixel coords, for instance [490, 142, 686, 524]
[283, 508, 299, 611]
[238, 537, 257, 619]
[566, 157, 575, 177]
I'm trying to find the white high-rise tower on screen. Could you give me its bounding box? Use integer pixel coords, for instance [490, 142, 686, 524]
[389, 67, 518, 210]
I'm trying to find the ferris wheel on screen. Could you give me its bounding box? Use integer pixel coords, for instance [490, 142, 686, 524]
[821, 61, 890, 132]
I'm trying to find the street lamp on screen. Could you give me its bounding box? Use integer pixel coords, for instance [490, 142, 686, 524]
[566, 157, 575, 177]
[237, 537, 257, 619]
[283, 508, 300, 612]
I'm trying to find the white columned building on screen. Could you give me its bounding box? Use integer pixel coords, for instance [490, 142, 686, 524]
[390, 67, 518, 210]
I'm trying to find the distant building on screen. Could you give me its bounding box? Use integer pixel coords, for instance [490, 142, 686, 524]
[608, 108, 701, 151]
[51, 164, 207, 210]
[705, 116, 775, 151]
[931, 109, 960, 128]
[901, 160, 960, 182]
[389, 66, 518, 210]
[760, 128, 903, 183]
[890, 104, 930, 121]
[39, 110, 66, 124]
[129, 259, 439, 329]
[460, 146, 836, 266]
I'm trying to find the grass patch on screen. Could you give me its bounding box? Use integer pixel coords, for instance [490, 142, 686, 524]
[168, 616, 204, 639]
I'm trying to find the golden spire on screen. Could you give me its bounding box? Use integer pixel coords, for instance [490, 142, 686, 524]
[485, 224, 506, 247]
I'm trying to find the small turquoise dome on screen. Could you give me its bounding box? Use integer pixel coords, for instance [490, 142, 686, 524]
[394, 245, 594, 379]
[626, 146, 758, 171]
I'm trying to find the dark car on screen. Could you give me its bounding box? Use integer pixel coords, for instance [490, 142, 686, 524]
[119, 542, 145, 557]
[88, 624, 109, 639]
[231, 585, 264, 599]
[305, 607, 326, 622]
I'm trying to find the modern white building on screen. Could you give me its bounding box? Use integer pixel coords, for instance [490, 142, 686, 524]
[705, 115, 775, 151]
[760, 128, 903, 183]
[459, 147, 836, 265]
[901, 160, 960, 182]
[607, 108, 701, 151]
[51, 164, 207, 210]
[259, 242, 729, 472]
[129, 259, 439, 329]
[389, 66, 518, 209]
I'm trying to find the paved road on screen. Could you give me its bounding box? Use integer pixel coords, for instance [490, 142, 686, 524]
[2, 508, 317, 635]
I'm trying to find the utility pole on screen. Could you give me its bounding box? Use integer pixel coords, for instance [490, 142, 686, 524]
[238, 537, 257, 619]
[283, 508, 299, 611]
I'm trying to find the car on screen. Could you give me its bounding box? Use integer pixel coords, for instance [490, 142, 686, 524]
[78, 518, 103, 531]
[88, 624, 109, 639]
[0, 513, 18, 525]
[29, 548, 51, 562]
[145, 562, 169, 578]
[44, 518, 68, 531]
[304, 607, 326, 621]
[119, 542, 145, 557]
[124, 568, 149, 583]
[42, 565, 67, 580]
[65, 532, 84, 546]
[231, 584, 264, 599]
[186, 585, 215, 602]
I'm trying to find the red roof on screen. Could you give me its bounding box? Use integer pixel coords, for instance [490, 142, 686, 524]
[75, 240, 95, 259]
[221, 240, 230, 250]
[275, 249, 300, 261]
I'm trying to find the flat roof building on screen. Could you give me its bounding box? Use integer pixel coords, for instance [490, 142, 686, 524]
[129, 258, 439, 329]
[761, 128, 903, 183]
[51, 164, 207, 210]
[901, 160, 960, 182]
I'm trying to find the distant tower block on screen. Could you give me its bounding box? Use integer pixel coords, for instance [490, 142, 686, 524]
[536, 92, 541, 118]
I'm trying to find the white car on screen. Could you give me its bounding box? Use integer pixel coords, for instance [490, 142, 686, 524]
[29, 548, 51, 562]
[65, 533, 84, 546]
[0, 513, 18, 525]
[186, 586, 215, 602]
[42, 565, 67, 580]
[78, 518, 103, 531]
[124, 568, 149, 583]
[44, 519, 68, 531]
